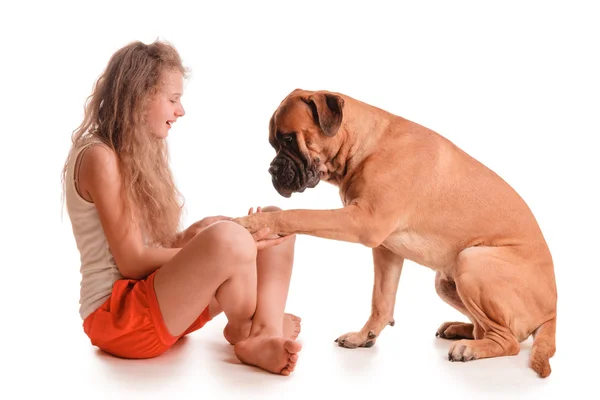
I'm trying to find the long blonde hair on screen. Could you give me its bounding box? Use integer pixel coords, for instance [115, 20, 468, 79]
[62, 39, 187, 247]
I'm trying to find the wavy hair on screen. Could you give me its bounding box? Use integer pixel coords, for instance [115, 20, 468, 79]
[62, 39, 188, 247]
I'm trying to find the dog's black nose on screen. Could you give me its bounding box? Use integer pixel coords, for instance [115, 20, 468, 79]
[269, 164, 279, 177]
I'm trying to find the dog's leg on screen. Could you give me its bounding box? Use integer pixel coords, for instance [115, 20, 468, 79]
[446, 246, 556, 373]
[434, 272, 480, 339]
[335, 246, 403, 348]
[233, 203, 397, 248]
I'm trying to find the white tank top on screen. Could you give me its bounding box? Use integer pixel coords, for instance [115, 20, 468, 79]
[65, 139, 124, 320]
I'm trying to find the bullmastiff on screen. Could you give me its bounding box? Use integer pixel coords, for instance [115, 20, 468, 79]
[233, 88, 558, 378]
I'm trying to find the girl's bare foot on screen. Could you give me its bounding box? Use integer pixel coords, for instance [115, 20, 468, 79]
[226, 314, 301, 345]
[283, 313, 301, 339]
[234, 334, 302, 376]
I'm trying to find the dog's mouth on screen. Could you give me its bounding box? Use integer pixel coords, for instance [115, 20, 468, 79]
[269, 152, 320, 198]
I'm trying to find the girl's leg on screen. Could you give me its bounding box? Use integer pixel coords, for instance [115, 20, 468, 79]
[248, 206, 298, 336]
[233, 206, 302, 376]
[153, 219, 301, 375]
[153, 220, 257, 343]
[205, 206, 301, 339]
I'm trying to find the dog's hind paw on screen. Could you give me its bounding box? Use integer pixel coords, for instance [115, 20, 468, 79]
[448, 340, 478, 362]
[436, 321, 474, 340]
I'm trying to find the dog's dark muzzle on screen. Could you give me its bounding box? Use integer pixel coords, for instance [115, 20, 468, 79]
[269, 153, 320, 198]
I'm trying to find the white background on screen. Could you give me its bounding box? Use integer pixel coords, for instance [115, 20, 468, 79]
[1, 0, 599, 399]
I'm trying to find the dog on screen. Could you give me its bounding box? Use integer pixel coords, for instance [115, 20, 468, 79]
[233, 88, 558, 377]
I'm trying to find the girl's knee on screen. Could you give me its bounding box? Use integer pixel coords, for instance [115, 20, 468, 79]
[200, 220, 257, 262]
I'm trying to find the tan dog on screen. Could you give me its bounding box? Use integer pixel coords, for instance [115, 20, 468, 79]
[233, 89, 558, 378]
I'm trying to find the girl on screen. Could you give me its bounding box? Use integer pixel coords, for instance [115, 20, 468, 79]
[61, 39, 301, 376]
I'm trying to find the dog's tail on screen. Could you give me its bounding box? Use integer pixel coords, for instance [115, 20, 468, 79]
[530, 317, 556, 378]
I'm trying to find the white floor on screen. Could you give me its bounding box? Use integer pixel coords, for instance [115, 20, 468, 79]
[8, 234, 595, 400]
[3, 2, 599, 398]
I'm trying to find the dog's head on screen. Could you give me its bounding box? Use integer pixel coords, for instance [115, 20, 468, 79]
[267, 89, 345, 198]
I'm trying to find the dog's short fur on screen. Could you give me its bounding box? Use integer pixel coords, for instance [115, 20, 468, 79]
[234, 89, 558, 377]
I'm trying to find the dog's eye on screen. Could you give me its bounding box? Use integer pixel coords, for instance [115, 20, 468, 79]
[281, 135, 293, 145]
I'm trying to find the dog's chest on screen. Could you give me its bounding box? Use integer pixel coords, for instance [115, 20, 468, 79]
[382, 231, 453, 271]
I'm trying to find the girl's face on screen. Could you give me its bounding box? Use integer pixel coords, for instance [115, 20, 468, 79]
[146, 70, 185, 139]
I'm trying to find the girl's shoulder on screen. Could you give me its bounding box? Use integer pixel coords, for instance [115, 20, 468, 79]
[73, 139, 122, 203]
[79, 142, 119, 180]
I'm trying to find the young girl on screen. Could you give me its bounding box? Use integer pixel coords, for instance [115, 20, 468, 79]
[61, 39, 302, 376]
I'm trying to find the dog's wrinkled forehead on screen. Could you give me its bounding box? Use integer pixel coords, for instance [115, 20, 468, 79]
[269, 98, 313, 148]
[277, 99, 313, 133]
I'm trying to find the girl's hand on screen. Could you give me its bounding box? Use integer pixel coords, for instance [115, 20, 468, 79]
[246, 206, 292, 250]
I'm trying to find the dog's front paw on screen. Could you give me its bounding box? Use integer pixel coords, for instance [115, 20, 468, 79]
[232, 213, 271, 234]
[334, 330, 377, 349]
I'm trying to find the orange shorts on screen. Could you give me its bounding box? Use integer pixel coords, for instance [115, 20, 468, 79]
[82, 270, 212, 359]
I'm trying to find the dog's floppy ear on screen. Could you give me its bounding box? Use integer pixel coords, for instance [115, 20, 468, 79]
[304, 93, 344, 137]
